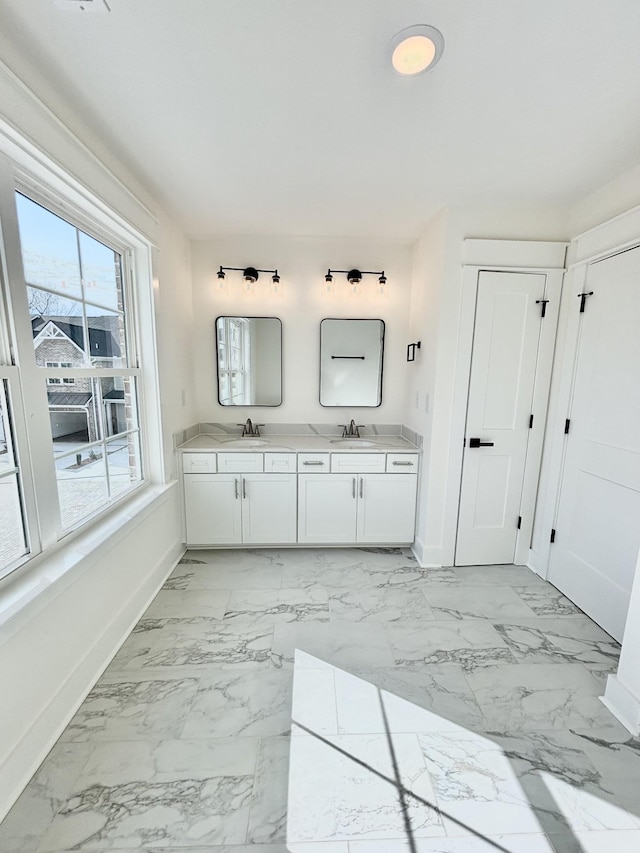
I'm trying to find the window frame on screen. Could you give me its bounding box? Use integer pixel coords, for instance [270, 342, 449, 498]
[0, 147, 161, 583]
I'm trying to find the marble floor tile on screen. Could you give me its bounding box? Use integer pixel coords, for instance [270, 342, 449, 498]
[418, 730, 546, 837]
[492, 617, 620, 671]
[512, 586, 582, 617]
[4, 546, 637, 853]
[0, 742, 93, 853]
[182, 668, 293, 738]
[424, 586, 538, 621]
[486, 730, 640, 834]
[38, 738, 257, 851]
[329, 586, 436, 622]
[292, 660, 338, 736]
[272, 621, 396, 669]
[385, 621, 517, 672]
[186, 549, 285, 589]
[467, 664, 616, 731]
[552, 829, 640, 852]
[247, 736, 290, 843]
[144, 588, 231, 619]
[349, 837, 557, 853]
[225, 587, 330, 624]
[279, 555, 372, 590]
[161, 567, 195, 590]
[568, 726, 640, 817]
[60, 675, 200, 742]
[453, 565, 547, 588]
[288, 727, 445, 842]
[333, 666, 485, 734]
[117, 616, 275, 671]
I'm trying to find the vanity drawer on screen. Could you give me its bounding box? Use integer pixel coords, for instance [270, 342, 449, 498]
[183, 452, 217, 474]
[330, 453, 386, 473]
[217, 452, 264, 473]
[297, 453, 330, 472]
[386, 453, 419, 472]
[264, 453, 296, 473]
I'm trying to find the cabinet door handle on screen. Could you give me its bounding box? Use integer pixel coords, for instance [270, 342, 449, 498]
[303, 461, 325, 466]
[359, 477, 364, 499]
[352, 477, 356, 499]
[234, 478, 239, 500]
[392, 461, 414, 466]
[242, 478, 247, 499]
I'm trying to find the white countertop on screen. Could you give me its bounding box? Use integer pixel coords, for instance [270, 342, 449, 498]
[178, 433, 419, 453]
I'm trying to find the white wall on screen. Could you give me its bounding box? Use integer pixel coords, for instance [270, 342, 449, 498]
[0, 51, 194, 821]
[191, 235, 412, 426]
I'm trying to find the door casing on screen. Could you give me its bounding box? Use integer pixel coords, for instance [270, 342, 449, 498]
[440, 241, 566, 568]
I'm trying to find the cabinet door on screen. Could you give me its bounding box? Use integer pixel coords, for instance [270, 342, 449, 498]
[357, 474, 417, 544]
[298, 473, 357, 543]
[184, 474, 242, 545]
[241, 474, 297, 544]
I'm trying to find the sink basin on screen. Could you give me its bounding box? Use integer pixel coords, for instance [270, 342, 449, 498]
[220, 439, 270, 447]
[329, 439, 381, 448]
[219, 439, 293, 450]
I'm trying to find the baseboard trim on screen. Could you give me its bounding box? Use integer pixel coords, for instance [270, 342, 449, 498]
[601, 674, 640, 736]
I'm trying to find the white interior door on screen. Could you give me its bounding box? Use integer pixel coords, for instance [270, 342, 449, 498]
[549, 246, 640, 641]
[456, 271, 546, 566]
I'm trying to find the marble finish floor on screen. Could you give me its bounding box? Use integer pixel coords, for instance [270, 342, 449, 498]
[1, 548, 639, 852]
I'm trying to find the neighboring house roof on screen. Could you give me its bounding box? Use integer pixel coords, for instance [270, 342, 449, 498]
[103, 389, 125, 401]
[47, 392, 92, 406]
[32, 316, 121, 358]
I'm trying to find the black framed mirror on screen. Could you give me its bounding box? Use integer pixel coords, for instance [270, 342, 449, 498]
[215, 316, 282, 406]
[319, 318, 384, 407]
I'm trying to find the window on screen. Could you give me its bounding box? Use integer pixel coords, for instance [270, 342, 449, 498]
[0, 381, 28, 568]
[45, 362, 74, 384]
[217, 316, 250, 404]
[0, 159, 152, 581]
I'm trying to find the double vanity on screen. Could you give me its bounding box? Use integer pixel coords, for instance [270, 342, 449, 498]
[179, 431, 420, 548]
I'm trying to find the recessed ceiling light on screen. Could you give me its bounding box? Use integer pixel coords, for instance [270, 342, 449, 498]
[390, 25, 444, 77]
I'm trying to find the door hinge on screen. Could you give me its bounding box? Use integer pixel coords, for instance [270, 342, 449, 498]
[517, 516, 522, 529]
[577, 291, 594, 313]
[535, 299, 549, 318]
[564, 419, 571, 435]
[550, 528, 556, 543]
[529, 414, 534, 429]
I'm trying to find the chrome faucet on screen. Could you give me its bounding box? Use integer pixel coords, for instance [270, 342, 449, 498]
[238, 418, 261, 437]
[339, 419, 363, 438]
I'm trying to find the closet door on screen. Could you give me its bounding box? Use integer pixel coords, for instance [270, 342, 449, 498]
[549, 246, 640, 641]
[456, 271, 546, 565]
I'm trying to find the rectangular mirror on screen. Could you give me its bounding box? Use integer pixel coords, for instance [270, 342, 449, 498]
[216, 316, 282, 406]
[320, 318, 385, 407]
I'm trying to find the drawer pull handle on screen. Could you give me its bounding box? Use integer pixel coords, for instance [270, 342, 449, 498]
[352, 477, 356, 499]
[359, 477, 364, 499]
[234, 478, 239, 500]
[242, 478, 247, 499]
[392, 461, 414, 466]
[303, 461, 325, 466]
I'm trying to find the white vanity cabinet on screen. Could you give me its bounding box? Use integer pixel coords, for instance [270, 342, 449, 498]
[182, 447, 418, 547]
[183, 453, 297, 545]
[298, 453, 418, 544]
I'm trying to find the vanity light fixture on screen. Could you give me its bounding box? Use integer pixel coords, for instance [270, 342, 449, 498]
[217, 265, 281, 284]
[216, 265, 282, 296]
[325, 268, 388, 288]
[390, 25, 444, 77]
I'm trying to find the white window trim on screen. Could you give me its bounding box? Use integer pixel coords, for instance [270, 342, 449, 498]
[0, 138, 164, 581]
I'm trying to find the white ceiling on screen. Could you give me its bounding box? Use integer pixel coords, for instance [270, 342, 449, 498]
[2, 0, 640, 239]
